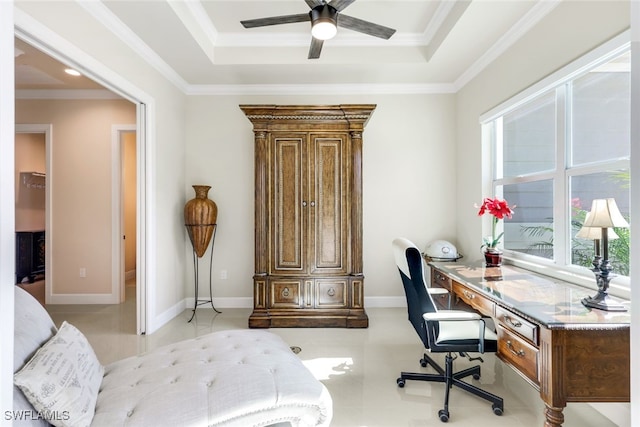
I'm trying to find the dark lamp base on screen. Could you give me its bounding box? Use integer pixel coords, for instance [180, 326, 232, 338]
[581, 292, 627, 312]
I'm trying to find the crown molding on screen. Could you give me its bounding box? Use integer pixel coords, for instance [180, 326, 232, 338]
[453, 0, 561, 91]
[15, 0, 560, 98]
[186, 82, 456, 96]
[216, 31, 424, 47]
[75, 0, 189, 93]
[421, 0, 458, 46]
[16, 89, 122, 100]
[167, 0, 218, 63]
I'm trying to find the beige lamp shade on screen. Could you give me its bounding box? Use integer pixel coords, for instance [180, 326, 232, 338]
[582, 198, 629, 228]
[576, 212, 619, 240]
[576, 225, 618, 240]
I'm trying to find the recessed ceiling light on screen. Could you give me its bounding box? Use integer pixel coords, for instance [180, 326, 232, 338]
[64, 68, 81, 77]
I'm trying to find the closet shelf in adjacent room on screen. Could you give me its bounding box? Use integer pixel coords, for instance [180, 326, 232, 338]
[20, 172, 45, 189]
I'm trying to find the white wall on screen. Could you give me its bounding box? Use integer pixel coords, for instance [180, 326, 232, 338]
[185, 94, 457, 305]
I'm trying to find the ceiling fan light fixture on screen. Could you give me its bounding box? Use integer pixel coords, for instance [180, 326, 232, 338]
[312, 21, 337, 40]
[310, 5, 337, 40]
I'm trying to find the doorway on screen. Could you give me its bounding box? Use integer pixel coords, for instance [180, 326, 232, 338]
[14, 125, 50, 306]
[115, 127, 137, 305]
[14, 34, 149, 334]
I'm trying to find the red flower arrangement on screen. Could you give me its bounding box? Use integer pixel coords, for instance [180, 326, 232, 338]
[476, 197, 515, 250]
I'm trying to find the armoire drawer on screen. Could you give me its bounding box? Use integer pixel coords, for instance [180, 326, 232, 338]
[269, 280, 302, 308]
[315, 280, 348, 308]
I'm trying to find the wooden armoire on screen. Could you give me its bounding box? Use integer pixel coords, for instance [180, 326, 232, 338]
[241, 104, 375, 328]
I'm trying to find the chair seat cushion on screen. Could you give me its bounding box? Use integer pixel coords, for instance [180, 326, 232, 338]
[92, 329, 332, 427]
[436, 320, 498, 344]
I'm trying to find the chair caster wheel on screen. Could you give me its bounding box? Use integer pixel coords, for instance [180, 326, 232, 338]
[420, 359, 428, 368]
[492, 404, 503, 416]
[473, 373, 481, 380]
[438, 409, 449, 422]
[397, 378, 405, 388]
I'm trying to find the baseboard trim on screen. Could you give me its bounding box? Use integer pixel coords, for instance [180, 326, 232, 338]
[181, 296, 406, 309]
[47, 293, 119, 304]
[184, 297, 253, 309]
[46, 295, 407, 308]
[149, 298, 187, 333]
[364, 296, 406, 307]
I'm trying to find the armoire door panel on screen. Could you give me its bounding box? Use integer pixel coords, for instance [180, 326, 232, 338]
[271, 135, 306, 273]
[311, 135, 347, 274]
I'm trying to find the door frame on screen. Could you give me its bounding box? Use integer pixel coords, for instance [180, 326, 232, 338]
[112, 125, 136, 304]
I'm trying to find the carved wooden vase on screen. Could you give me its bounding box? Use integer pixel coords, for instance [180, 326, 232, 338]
[184, 185, 218, 257]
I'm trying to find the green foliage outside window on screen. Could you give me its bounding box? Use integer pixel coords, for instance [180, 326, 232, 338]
[521, 172, 630, 276]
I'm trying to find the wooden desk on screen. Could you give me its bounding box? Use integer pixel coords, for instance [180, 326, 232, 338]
[429, 262, 630, 427]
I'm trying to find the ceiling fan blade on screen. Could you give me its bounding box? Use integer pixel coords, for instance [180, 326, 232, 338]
[308, 37, 324, 59]
[337, 14, 396, 39]
[241, 13, 310, 28]
[305, 0, 324, 8]
[328, 0, 356, 12]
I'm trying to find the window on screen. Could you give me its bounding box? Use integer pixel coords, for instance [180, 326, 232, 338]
[484, 48, 630, 281]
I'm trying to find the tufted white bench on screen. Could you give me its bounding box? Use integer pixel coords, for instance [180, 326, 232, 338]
[12, 286, 332, 427]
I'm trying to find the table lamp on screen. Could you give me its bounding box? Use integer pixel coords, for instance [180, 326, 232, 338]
[575, 211, 618, 270]
[579, 198, 628, 312]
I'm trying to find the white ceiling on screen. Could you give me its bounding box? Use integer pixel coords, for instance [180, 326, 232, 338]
[15, 0, 560, 94]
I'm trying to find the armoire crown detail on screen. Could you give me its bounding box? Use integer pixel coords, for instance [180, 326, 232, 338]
[241, 104, 375, 328]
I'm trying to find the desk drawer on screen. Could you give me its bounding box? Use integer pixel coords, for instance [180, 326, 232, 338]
[495, 306, 538, 345]
[497, 323, 539, 385]
[452, 281, 494, 317]
[431, 268, 452, 291]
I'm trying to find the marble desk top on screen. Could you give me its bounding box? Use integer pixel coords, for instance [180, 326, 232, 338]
[429, 261, 630, 330]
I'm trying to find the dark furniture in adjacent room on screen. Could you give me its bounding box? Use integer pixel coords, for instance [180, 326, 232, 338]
[16, 230, 45, 284]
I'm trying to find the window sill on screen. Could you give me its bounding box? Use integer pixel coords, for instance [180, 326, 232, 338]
[504, 253, 630, 301]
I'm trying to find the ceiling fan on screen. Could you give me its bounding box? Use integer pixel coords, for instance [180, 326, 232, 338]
[240, 0, 396, 59]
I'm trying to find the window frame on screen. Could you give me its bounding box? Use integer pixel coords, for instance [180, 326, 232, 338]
[479, 32, 631, 297]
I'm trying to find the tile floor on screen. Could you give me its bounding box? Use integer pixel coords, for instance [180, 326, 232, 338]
[46, 287, 620, 427]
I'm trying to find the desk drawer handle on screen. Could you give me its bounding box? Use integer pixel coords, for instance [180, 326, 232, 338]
[327, 287, 335, 297]
[506, 340, 525, 357]
[504, 315, 522, 328]
[463, 290, 475, 300]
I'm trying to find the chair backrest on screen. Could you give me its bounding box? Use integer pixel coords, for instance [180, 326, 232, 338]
[392, 238, 438, 348]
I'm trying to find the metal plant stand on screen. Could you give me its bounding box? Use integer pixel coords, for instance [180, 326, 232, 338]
[187, 224, 220, 322]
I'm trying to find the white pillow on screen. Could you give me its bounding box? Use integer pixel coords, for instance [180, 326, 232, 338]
[14, 321, 104, 427]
